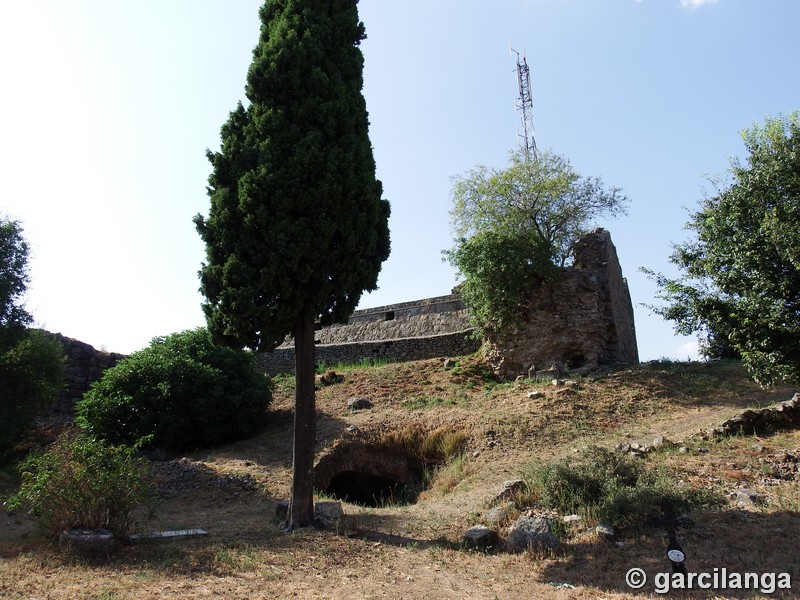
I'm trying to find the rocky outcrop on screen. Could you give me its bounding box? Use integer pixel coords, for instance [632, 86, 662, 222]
[713, 393, 800, 436]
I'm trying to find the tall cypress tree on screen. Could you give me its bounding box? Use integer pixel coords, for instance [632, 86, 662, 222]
[195, 0, 390, 529]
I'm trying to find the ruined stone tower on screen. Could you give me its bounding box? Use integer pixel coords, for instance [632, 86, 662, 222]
[484, 228, 638, 377]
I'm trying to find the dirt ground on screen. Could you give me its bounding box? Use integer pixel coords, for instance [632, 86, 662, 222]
[2, 358, 799, 599]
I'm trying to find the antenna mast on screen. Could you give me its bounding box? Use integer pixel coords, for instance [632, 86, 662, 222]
[511, 46, 537, 161]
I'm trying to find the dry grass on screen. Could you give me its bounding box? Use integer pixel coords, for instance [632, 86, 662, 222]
[2, 357, 799, 599]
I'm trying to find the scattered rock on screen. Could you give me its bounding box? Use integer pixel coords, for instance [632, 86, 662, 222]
[347, 396, 373, 411]
[344, 425, 362, 436]
[506, 516, 561, 553]
[492, 480, 526, 505]
[752, 443, 765, 453]
[714, 393, 800, 436]
[530, 364, 566, 381]
[595, 521, 616, 542]
[315, 501, 344, 529]
[59, 528, 115, 556]
[652, 434, 669, 448]
[562, 514, 581, 524]
[483, 502, 514, 528]
[319, 369, 344, 386]
[463, 525, 498, 549]
[731, 488, 765, 509]
[527, 390, 544, 399]
[274, 500, 345, 529]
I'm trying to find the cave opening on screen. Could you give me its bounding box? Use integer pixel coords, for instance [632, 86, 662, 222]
[324, 470, 417, 508]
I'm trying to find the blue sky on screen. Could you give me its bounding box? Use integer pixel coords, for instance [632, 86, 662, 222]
[1, 0, 798, 360]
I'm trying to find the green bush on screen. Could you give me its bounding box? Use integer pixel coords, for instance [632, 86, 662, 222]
[77, 328, 272, 453]
[6, 430, 150, 538]
[522, 446, 722, 532]
[0, 329, 65, 453]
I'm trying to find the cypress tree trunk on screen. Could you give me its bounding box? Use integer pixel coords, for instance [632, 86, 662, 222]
[287, 311, 316, 530]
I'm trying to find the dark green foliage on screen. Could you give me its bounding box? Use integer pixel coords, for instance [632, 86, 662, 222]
[646, 112, 800, 385]
[0, 218, 66, 454]
[0, 216, 32, 350]
[522, 446, 721, 533]
[446, 149, 627, 333]
[194, 0, 390, 530]
[448, 229, 559, 332]
[77, 329, 271, 453]
[194, 0, 390, 352]
[6, 430, 150, 538]
[0, 330, 65, 451]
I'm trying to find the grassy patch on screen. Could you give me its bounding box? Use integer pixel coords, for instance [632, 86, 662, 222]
[401, 396, 456, 410]
[316, 357, 395, 374]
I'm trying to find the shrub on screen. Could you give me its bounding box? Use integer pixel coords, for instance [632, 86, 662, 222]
[6, 430, 150, 538]
[77, 328, 272, 453]
[0, 329, 65, 454]
[522, 446, 722, 532]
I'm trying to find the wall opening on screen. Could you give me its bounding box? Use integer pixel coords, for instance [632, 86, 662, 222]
[565, 352, 587, 370]
[385, 311, 395, 321]
[314, 427, 468, 508]
[324, 471, 413, 507]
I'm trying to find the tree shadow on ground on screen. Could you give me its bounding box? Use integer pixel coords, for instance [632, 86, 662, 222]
[538, 508, 800, 598]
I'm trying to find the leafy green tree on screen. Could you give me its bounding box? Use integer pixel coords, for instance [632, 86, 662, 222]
[0, 217, 64, 454]
[647, 112, 800, 385]
[78, 328, 272, 453]
[446, 149, 627, 332]
[0, 216, 33, 351]
[0, 329, 65, 452]
[448, 229, 558, 333]
[194, 0, 390, 529]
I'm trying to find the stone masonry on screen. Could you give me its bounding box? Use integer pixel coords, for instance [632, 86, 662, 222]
[257, 229, 638, 376]
[46, 229, 637, 394]
[255, 295, 480, 375]
[484, 228, 638, 377]
[44, 332, 127, 421]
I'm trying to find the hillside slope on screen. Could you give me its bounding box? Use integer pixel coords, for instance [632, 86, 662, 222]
[2, 358, 799, 599]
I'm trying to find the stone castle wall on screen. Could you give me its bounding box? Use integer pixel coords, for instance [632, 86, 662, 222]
[257, 294, 479, 374]
[258, 229, 638, 376]
[46, 229, 638, 392]
[484, 229, 638, 377]
[45, 332, 127, 421]
[256, 330, 480, 375]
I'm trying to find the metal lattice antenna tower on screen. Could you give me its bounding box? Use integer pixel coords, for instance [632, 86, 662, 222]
[511, 46, 537, 161]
